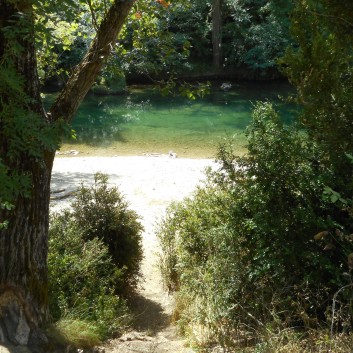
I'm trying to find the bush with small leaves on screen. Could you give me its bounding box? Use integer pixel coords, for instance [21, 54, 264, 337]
[157, 102, 353, 350]
[71, 172, 144, 293]
[48, 211, 130, 342]
[48, 173, 143, 345]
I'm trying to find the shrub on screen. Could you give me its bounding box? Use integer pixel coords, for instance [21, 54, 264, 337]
[48, 173, 143, 344]
[157, 175, 233, 291]
[48, 211, 130, 341]
[157, 102, 353, 350]
[71, 172, 144, 293]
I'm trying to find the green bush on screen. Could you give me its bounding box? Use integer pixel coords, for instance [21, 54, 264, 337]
[48, 173, 143, 344]
[71, 172, 143, 293]
[48, 211, 130, 340]
[157, 102, 353, 350]
[157, 180, 233, 293]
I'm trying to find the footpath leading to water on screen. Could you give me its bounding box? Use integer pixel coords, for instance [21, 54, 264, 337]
[51, 156, 217, 353]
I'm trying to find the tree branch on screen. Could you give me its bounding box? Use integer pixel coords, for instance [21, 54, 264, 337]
[49, 0, 135, 123]
[86, 0, 99, 32]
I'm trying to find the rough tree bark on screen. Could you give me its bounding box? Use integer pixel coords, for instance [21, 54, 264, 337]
[0, 0, 135, 349]
[212, 0, 222, 70]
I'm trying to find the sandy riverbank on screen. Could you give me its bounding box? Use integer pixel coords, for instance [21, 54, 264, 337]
[51, 155, 216, 213]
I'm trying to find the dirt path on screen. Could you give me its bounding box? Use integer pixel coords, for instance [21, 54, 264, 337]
[51, 156, 216, 353]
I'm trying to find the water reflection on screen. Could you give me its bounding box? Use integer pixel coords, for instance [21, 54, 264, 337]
[47, 81, 295, 149]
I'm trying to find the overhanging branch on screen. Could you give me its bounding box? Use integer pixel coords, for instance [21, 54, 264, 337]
[49, 0, 135, 123]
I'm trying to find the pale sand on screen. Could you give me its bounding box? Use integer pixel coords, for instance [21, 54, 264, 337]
[51, 156, 217, 352]
[51, 156, 215, 216]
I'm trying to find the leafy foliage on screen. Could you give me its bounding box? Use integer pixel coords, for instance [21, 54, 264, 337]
[34, 0, 100, 82]
[48, 211, 130, 339]
[281, 0, 353, 191]
[155, 0, 294, 75]
[71, 173, 143, 293]
[114, 0, 193, 78]
[48, 173, 143, 340]
[40, 0, 294, 83]
[157, 102, 353, 350]
[224, 0, 293, 71]
[0, 6, 68, 226]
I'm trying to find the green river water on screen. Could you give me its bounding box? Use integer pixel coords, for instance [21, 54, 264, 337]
[52, 81, 295, 158]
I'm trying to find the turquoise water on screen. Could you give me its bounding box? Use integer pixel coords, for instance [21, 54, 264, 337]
[50, 81, 295, 157]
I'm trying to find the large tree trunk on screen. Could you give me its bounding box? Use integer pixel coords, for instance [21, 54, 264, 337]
[0, 158, 54, 346]
[0, 0, 135, 348]
[0, 0, 54, 346]
[0, 1, 54, 344]
[212, 0, 223, 70]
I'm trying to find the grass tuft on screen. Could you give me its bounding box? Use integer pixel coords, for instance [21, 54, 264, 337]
[49, 319, 101, 349]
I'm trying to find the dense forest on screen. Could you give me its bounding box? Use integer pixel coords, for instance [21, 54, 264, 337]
[40, 0, 293, 89]
[0, 0, 353, 352]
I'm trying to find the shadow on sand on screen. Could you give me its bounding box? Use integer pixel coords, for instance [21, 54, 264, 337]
[129, 294, 171, 335]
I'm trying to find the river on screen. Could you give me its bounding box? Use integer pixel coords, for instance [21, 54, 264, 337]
[48, 80, 294, 158]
